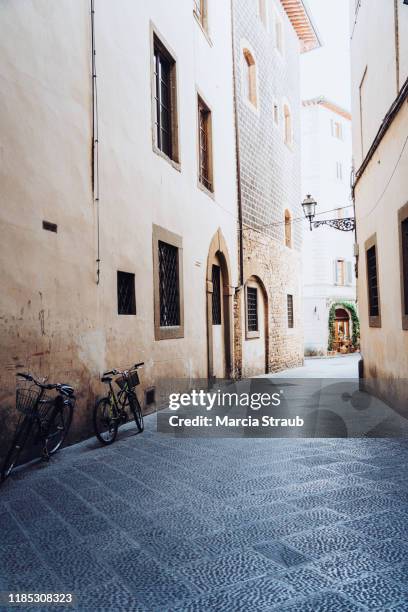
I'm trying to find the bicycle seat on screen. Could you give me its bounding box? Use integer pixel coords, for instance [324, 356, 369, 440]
[101, 376, 112, 383]
[60, 385, 74, 397]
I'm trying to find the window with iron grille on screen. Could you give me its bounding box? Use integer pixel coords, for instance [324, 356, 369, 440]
[287, 294, 294, 328]
[402, 217, 408, 316]
[212, 265, 221, 325]
[198, 96, 213, 192]
[158, 241, 180, 327]
[366, 245, 379, 317]
[153, 36, 177, 160]
[117, 271, 136, 315]
[247, 287, 258, 332]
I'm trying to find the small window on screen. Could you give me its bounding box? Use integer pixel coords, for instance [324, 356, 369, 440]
[212, 265, 222, 325]
[331, 120, 343, 140]
[243, 49, 257, 108]
[158, 241, 180, 327]
[258, 0, 267, 27]
[335, 259, 345, 286]
[194, 0, 208, 30]
[284, 104, 292, 146]
[117, 271, 136, 315]
[198, 96, 213, 192]
[284, 210, 292, 248]
[336, 161, 343, 181]
[153, 35, 178, 162]
[275, 14, 283, 54]
[247, 287, 259, 332]
[273, 102, 279, 125]
[287, 294, 294, 329]
[366, 239, 381, 327]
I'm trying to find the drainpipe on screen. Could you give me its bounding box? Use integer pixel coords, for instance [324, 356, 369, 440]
[230, 0, 244, 288]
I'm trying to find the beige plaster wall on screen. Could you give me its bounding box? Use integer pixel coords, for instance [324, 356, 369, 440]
[0, 0, 238, 454]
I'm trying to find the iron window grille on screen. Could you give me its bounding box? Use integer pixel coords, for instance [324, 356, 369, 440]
[402, 218, 408, 315]
[287, 294, 294, 328]
[198, 97, 213, 192]
[158, 241, 180, 327]
[247, 287, 258, 332]
[366, 245, 379, 317]
[212, 265, 221, 325]
[117, 271, 136, 315]
[154, 38, 174, 159]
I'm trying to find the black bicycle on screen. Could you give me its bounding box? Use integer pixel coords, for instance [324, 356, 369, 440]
[93, 362, 144, 445]
[1, 373, 75, 483]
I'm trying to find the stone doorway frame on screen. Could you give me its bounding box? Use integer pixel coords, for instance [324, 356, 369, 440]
[206, 229, 233, 380]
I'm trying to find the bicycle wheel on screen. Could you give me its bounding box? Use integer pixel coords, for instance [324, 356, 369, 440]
[1, 417, 32, 483]
[45, 398, 74, 456]
[128, 392, 144, 433]
[93, 396, 118, 445]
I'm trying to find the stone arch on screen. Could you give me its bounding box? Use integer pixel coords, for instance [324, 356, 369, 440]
[206, 229, 233, 380]
[243, 273, 269, 375]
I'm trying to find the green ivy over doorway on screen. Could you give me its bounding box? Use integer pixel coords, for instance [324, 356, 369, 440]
[328, 301, 360, 351]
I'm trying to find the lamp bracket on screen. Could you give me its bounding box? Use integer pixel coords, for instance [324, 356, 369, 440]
[313, 217, 356, 232]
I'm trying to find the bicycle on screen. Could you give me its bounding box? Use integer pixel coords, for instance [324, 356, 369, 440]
[1, 373, 75, 483]
[93, 362, 144, 445]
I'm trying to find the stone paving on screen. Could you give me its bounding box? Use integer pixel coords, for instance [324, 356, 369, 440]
[0, 357, 408, 611]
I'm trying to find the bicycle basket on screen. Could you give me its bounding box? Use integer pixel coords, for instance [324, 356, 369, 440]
[116, 370, 139, 391]
[16, 388, 54, 421]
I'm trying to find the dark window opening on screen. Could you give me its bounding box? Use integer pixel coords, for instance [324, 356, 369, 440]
[117, 271, 136, 315]
[287, 294, 294, 328]
[198, 97, 213, 191]
[42, 220, 58, 233]
[247, 287, 258, 332]
[158, 241, 180, 326]
[212, 264, 221, 325]
[366, 245, 379, 317]
[145, 387, 156, 406]
[154, 38, 175, 159]
[402, 218, 408, 315]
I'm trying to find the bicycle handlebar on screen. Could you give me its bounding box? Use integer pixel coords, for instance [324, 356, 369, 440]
[102, 363, 144, 378]
[16, 372, 69, 392]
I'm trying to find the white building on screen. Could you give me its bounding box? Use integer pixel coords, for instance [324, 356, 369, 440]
[302, 97, 357, 356]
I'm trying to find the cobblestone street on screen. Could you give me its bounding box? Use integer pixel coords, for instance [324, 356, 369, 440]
[1, 358, 408, 611]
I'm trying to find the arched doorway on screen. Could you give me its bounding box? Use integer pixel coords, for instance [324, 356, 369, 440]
[206, 229, 233, 380]
[242, 275, 269, 376]
[333, 307, 351, 353]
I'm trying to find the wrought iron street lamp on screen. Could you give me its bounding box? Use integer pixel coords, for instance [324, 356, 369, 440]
[301, 194, 356, 232]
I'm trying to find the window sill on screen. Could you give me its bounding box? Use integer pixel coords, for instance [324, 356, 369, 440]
[153, 144, 181, 172]
[198, 179, 215, 200]
[368, 316, 381, 328]
[155, 325, 184, 341]
[246, 330, 261, 340]
[193, 11, 212, 46]
[243, 97, 260, 117]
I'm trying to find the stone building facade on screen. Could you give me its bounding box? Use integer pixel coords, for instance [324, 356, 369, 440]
[0, 0, 238, 455]
[232, 0, 320, 377]
[302, 97, 357, 356]
[350, 0, 408, 414]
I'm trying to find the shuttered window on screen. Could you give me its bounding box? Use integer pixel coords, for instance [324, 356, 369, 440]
[366, 245, 379, 317]
[153, 36, 178, 162]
